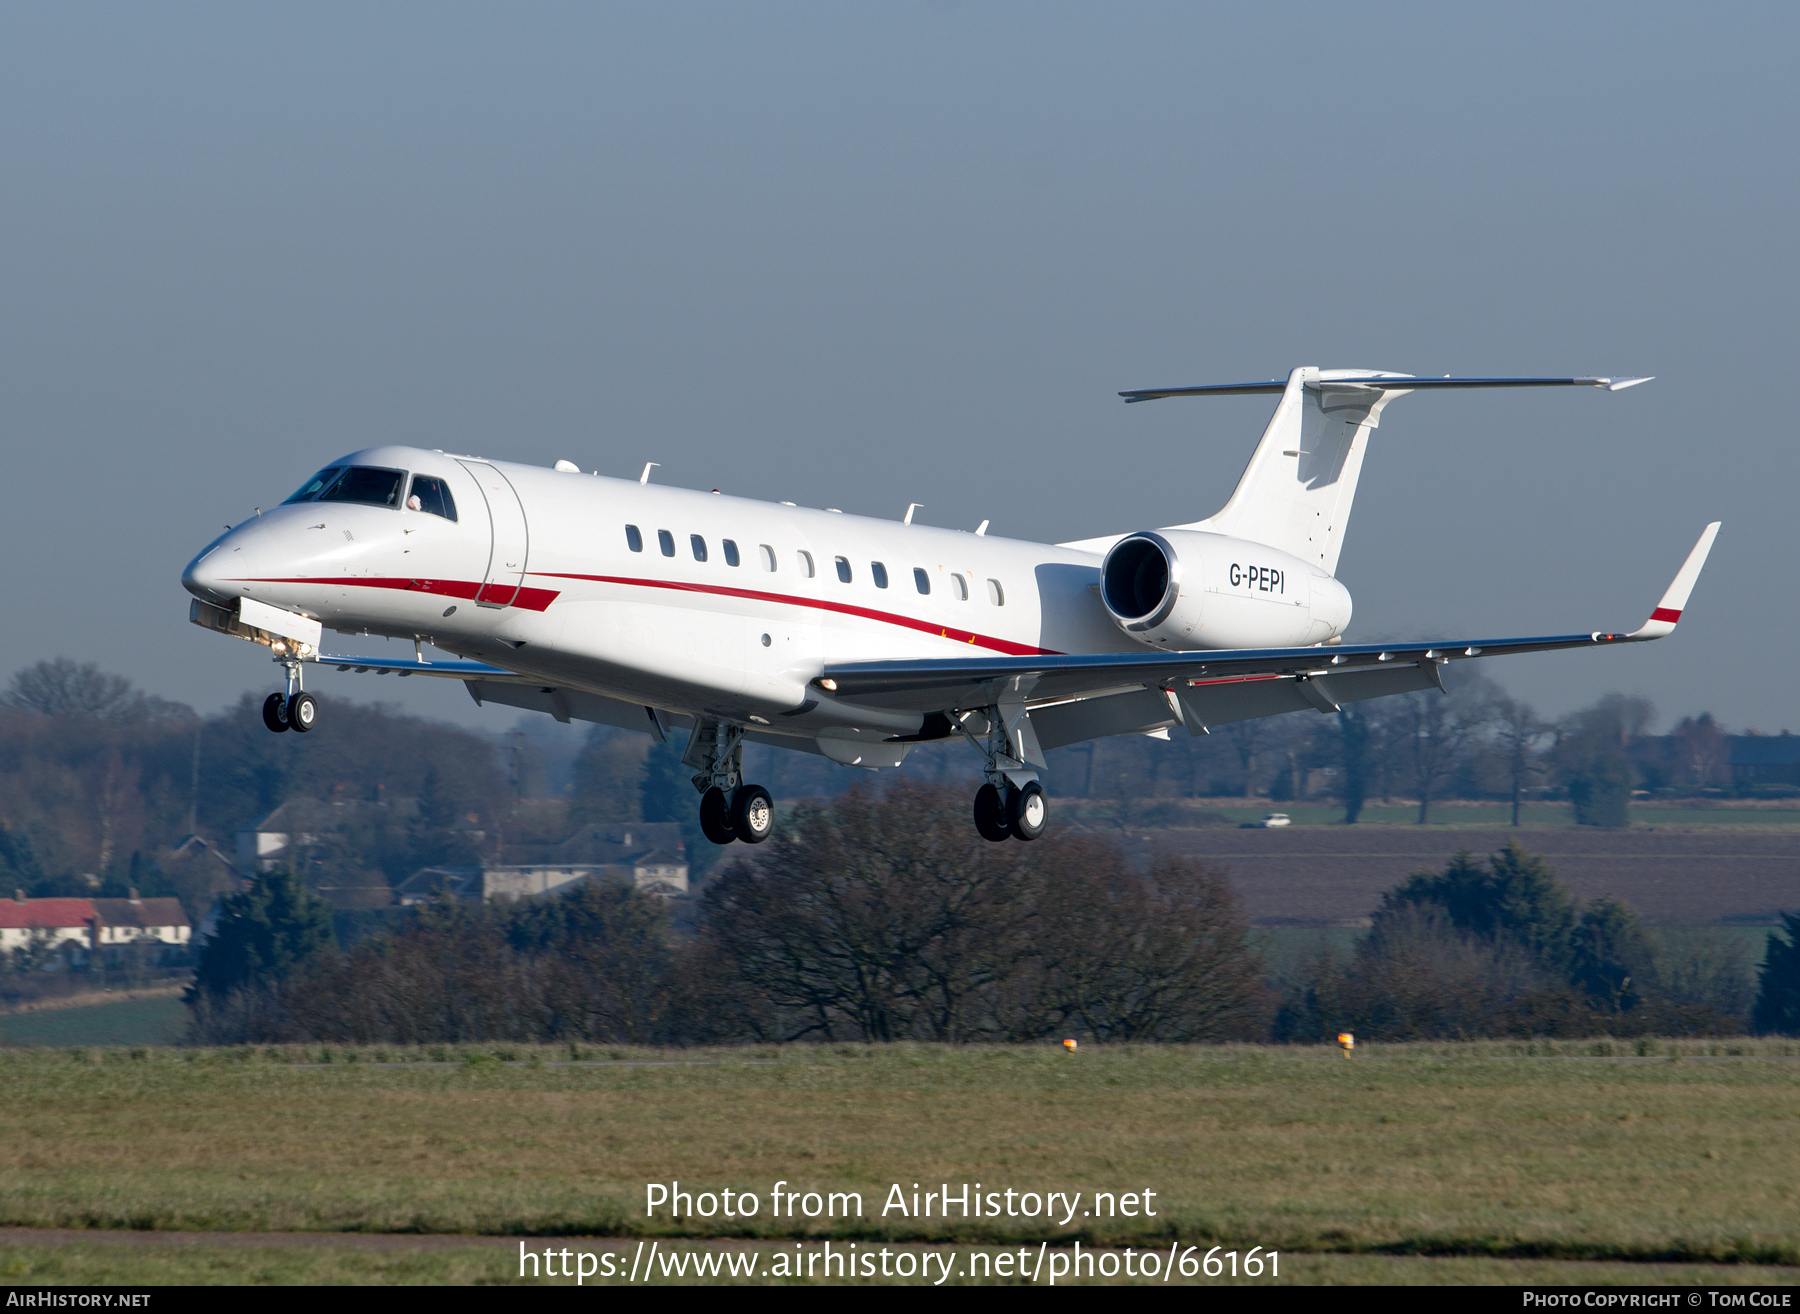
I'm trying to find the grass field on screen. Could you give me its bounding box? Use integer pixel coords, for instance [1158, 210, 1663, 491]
[2, 1238, 1798, 1286]
[0, 996, 188, 1048]
[1, 1040, 1797, 1282]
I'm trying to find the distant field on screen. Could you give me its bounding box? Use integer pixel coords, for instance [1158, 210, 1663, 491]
[1, 1041, 1797, 1274]
[1068, 802, 1800, 830]
[0, 996, 188, 1048]
[1126, 824, 1800, 925]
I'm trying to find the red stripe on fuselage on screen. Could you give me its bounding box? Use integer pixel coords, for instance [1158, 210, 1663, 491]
[1650, 607, 1682, 623]
[231, 571, 1059, 656]
[538, 572, 1060, 656]
[234, 577, 561, 612]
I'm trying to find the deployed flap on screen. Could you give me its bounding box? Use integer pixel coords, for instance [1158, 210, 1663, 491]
[1032, 688, 1178, 750]
[1175, 662, 1443, 732]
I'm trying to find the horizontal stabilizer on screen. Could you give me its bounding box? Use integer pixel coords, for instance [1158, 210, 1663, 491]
[1121, 375, 1652, 403]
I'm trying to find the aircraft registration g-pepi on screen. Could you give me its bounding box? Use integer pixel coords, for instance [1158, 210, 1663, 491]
[181, 368, 1719, 847]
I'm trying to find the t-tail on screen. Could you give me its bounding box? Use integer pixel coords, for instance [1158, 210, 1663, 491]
[1119, 368, 1653, 576]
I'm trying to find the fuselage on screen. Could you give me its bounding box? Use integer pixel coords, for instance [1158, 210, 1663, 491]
[181, 445, 1349, 742]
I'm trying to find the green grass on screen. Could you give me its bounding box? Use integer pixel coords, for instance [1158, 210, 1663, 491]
[0, 996, 188, 1048]
[1, 1041, 1798, 1268]
[2, 1241, 1797, 1286]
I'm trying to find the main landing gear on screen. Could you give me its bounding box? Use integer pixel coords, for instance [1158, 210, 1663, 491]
[688, 718, 774, 846]
[261, 659, 319, 734]
[953, 683, 1051, 843]
[972, 779, 1047, 843]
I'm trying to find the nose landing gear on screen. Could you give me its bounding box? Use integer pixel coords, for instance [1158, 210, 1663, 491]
[261, 658, 319, 734]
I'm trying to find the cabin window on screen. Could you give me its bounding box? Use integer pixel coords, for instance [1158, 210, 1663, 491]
[871, 562, 888, 589]
[951, 572, 969, 601]
[625, 525, 643, 553]
[834, 556, 852, 583]
[658, 530, 675, 557]
[987, 578, 1004, 606]
[797, 550, 815, 577]
[760, 544, 777, 572]
[314, 466, 406, 508]
[691, 534, 708, 562]
[406, 475, 457, 521]
[722, 539, 740, 567]
[914, 568, 931, 595]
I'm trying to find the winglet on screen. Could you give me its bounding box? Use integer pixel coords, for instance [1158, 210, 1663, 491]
[1627, 522, 1721, 639]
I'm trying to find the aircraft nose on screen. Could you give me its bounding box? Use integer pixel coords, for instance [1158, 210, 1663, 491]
[181, 541, 234, 604]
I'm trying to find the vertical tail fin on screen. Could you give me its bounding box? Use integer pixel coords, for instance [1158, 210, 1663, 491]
[1178, 367, 1409, 575]
[1110, 368, 1651, 574]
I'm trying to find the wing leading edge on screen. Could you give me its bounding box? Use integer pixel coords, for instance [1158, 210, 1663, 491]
[820, 523, 1722, 735]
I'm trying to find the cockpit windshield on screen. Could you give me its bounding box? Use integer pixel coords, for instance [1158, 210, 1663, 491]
[283, 468, 341, 504]
[283, 466, 407, 508]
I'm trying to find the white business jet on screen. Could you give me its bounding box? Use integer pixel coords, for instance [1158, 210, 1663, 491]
[181, 368, 1718, 847]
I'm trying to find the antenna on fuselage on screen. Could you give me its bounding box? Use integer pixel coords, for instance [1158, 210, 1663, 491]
[975, 520, 989, 536]
[639, 463, 659, 485]
[903, 503, 923, 525]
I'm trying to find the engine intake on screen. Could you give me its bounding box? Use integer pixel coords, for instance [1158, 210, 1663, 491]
[1101, 532, 1180, 632]
[1099, 527, 1351, 650]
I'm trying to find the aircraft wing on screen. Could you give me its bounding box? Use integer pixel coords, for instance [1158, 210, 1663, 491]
[822, 523, 1720, 742]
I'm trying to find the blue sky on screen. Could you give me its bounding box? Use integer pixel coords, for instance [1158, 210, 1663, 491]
[2, 3, 1792, 732]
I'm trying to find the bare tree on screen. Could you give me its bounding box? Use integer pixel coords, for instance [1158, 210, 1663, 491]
[3, 657, 189, 724]
[1491, 695, 1549, 826]
[1672, 713, 1728, 792]
[1017, 848, 1269, 1041]
[1392, 674, 1497, 824]
[1226, 720, 1264, 801]
[700, 781, 1037, 1041]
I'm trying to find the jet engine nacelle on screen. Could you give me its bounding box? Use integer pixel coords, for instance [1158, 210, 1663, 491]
[1100, 529, 1352, 651]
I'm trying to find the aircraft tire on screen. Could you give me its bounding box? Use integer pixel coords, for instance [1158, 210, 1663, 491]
[730, 785, 775, 844]
[699, 786, 737, 845]
[262, 693, 290, 733]
[287, 692, 319, 734]
[1007, 781, 1047, 841]
[973, 783, 1010, 842]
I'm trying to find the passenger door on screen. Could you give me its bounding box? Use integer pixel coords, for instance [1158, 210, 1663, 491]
[456, 461, 530, 608]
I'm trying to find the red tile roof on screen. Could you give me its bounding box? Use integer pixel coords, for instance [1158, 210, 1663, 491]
[0, 898, 97, 930]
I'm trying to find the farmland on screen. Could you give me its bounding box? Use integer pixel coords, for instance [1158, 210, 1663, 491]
[1124, 814, 1800, 926]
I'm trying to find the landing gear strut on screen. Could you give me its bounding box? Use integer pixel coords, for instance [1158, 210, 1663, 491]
[955, 678, 1050, 842]
[261, 658, 319, 734]
[686, 718, 774, 845]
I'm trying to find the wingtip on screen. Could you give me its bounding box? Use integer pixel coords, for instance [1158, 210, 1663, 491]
[1627, 521, 1721, 640]
[1606, 376, 1654, 391]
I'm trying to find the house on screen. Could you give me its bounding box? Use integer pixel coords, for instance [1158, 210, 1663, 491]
[396, 822, 690, 905]
[502, 823, 689, 895]
[1728, 733, 1800, 788]
[0, 893, 97, 958]
[92, 892, 192, 948]
[235, 800, 333, 874]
